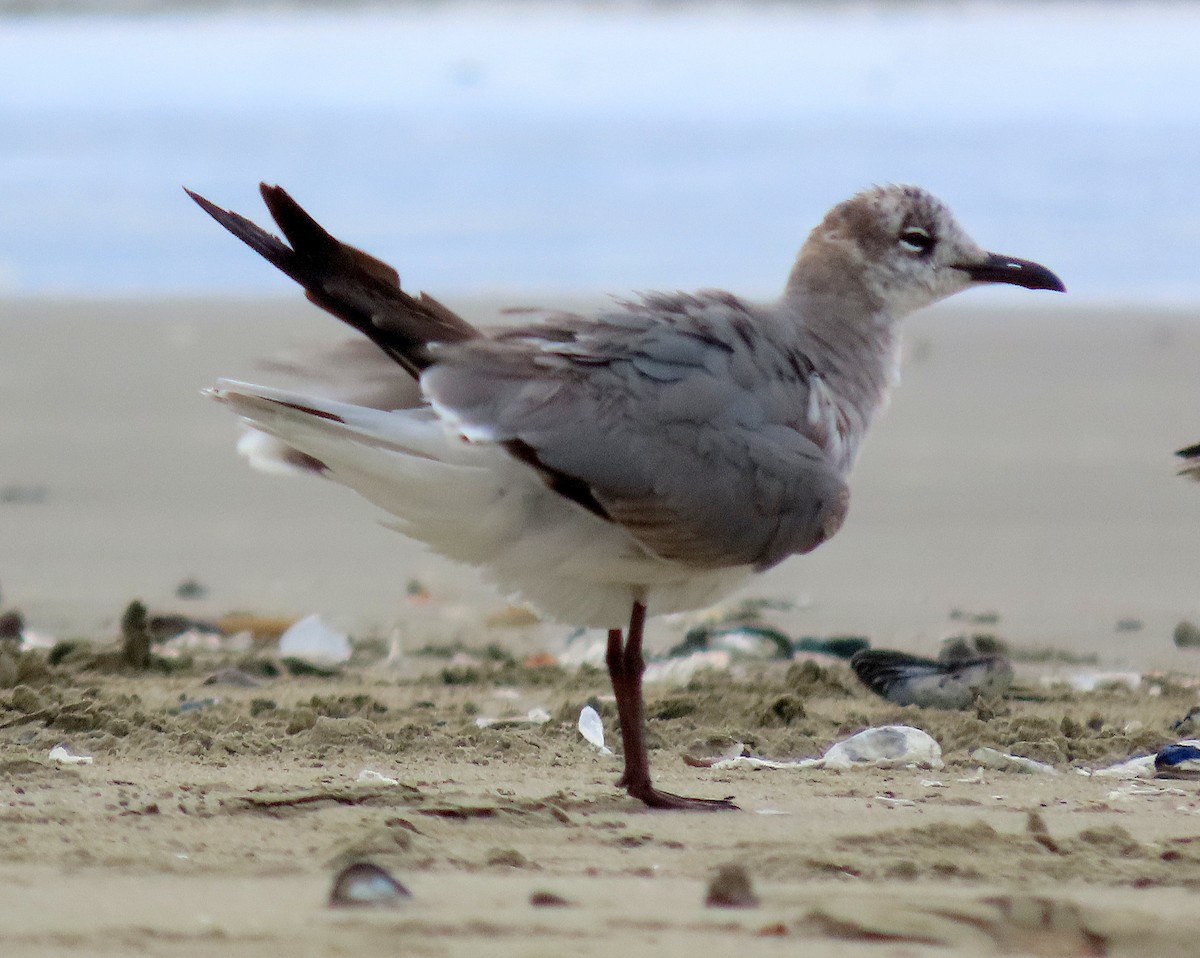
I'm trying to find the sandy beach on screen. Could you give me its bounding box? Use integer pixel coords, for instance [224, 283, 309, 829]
[3, 297, 1200, 956]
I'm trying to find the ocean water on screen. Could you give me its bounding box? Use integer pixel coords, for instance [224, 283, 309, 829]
[1, 2, 1199, 301]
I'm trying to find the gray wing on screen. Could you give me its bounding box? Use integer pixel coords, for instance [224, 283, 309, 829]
[422, 292, 849, 571]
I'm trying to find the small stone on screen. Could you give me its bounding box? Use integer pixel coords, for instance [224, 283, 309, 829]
[486, 847, 530, 868]
[529, 890, 572, 907]
[9, 684, 41, 714]
[285, 707, 318, 735]
[705, 864, 759, 908]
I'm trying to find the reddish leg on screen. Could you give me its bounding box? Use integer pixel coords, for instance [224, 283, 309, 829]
[605, 600, 737, 811]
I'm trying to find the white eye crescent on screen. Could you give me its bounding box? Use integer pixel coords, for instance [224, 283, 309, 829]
[899, 227, 934, 254]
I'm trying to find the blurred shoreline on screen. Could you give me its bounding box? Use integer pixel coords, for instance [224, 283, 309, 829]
[3, 3, 1199, 300]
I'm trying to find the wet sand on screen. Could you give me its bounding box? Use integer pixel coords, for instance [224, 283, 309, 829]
[2, 297, 1200, 956]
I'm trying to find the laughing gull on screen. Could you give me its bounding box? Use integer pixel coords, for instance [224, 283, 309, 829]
[1177, 443, 1200, 480]
[188, 183, 1063, 810]
[850, 648, 1013, 709]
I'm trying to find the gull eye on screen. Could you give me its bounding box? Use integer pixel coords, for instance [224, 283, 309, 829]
[899, 227, 935, 255]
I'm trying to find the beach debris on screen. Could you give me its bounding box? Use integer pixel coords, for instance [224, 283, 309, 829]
[474, 707, 551, 729]
[644, 649, 731, 684]
[668, 597, 800, 661]
[1053, 670, 1141, 693]
[328, 861, 411, 908]
[969, 747, 1057, 775]
[577, 705, 611, 754]
[705, 864, 759, 908]
[791, 635, 870, 659]
[850, 648, 1012, 709]
[1154, 740, 1200, 779]
[1090, 755, 1157, 779]
[173, 697, 218, 714]
[278, 614, 351, 664]
[668, 624, 791, 660]
[709, 726, 943, 772]
[1173, 620, 1200, 648]
[174, 578, 208, 600]
[823, 726, 943, 770]
[203, 667, 263, 688]
[357, 769, 400, 786]
[48, 743, 93, 766]
[529, 890, 572, 907]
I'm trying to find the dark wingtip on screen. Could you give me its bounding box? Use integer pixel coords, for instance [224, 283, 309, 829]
[184, 186, 225, 220]
[1176, 443, 1200, 460]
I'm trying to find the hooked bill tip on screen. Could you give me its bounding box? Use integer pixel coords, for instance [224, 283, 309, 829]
[958, 253, 1066, 293]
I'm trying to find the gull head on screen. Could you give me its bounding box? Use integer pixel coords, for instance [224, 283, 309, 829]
[790, 184, 1065, 320]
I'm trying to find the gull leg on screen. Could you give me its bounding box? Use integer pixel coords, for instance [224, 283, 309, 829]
[606, 600, 738, 811]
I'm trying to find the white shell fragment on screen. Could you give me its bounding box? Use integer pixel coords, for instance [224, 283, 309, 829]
[969, 747, 1058, 775]
[577, 706, 612, 754]
[48, 743, 93, 765]
[278, 614, 351, 664]
[357, 769, 400, 786]
[1089, 755, 1157, 779]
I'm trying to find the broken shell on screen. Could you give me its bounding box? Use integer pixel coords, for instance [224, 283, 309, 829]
[48, 743, 93, 766]
[577, 705, 611, 754]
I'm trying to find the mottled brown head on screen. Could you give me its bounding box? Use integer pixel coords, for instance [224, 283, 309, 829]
[789, 184, 1064, 319]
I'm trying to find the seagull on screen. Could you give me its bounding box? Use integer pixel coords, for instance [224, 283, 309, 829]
[1176, 442, 1200, 480]
[188, 183, 1064, 810]
[850, 648, 1013, 709]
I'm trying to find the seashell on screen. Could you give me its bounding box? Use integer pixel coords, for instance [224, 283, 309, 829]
[48, 743, 93, 766]
[577, 706, 611, 754]
[822, 725, 943, 770]
[328, 862, 411, 908]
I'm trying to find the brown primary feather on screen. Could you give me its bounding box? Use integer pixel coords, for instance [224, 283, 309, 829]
[186, 183, 478, 377]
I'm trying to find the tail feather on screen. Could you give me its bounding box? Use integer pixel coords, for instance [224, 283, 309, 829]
[186, 183, 479, 375]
